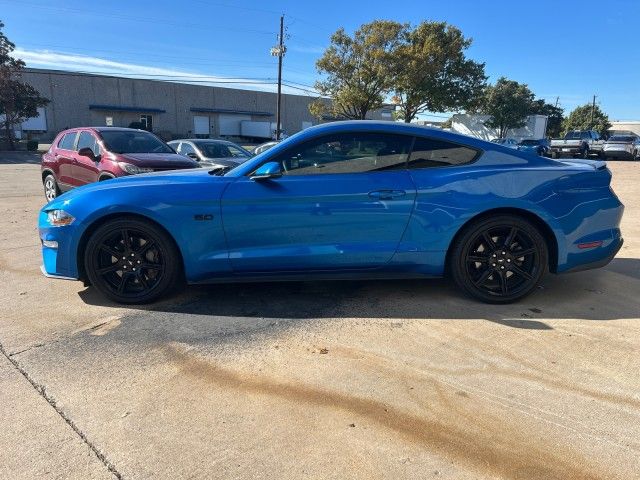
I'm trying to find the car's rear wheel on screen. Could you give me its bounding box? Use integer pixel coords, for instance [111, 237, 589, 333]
[450, 215, 548, 304]
[43, 174, 60, 202]
[84, 218, 182, 304]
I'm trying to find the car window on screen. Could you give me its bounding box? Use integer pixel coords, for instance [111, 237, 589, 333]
[99, 130, 173, 154]
[408, 137, 480, 168]
[77, 132, 100, 156]
[270, 132, 412, 176]
[180, 143, 196, 156]
[58, 132, 77, 151]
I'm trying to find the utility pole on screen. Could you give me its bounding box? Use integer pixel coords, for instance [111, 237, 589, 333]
[270, 15, 286, 140]
[554, 96, 559, 108]
[590, 95, 597, 129]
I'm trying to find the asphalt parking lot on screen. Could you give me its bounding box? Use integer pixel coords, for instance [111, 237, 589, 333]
[0, 152, 639, 480]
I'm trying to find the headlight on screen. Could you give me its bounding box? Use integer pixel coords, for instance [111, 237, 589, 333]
[47, 209, 75, 226]
[118, 162, 154, 175]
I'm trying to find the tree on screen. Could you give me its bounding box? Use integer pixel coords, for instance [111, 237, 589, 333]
[391, 21, 486, 123]
[312, 20, 406, 120]
[530, 99, 564, 138]
[562, 103, 611, 137]
[480, 77, 535, 138]
[0, 20, 49, 149]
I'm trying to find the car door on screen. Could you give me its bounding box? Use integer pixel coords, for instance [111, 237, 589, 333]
[220, 131, 417, 273]
[55, 131, 79, 188]
[73, 131, 101, 185]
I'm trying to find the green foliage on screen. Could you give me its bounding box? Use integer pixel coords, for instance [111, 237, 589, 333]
[392, 21, 486, 123]
[530, 99, 564, 138]
[313, 20, 406, 120]
[480, 77, 535, 138]
[0, 20, 49, 149]
[561, 104, 611, 137]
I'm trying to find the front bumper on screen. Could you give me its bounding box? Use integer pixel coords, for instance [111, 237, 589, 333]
[602, 150, 634, 159]
[39, 209, 81, 280]
[40, 264, 77, 280]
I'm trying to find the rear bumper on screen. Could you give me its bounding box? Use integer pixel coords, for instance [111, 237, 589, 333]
[560, 237, 623, 273]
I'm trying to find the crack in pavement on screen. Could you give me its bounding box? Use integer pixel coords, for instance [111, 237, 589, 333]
[0, 340, 123, 480]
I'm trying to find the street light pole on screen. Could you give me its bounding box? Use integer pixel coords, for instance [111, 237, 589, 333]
[270, 15, 286, 141]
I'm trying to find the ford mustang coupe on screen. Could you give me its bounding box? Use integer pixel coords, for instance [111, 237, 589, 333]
[38, 121, 624, 304]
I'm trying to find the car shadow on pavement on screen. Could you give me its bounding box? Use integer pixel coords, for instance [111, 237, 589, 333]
[77, 257, 640, 332]
[0, 151, 42, 164]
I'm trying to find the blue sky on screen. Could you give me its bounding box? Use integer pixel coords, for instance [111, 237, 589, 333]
[2, 0, 639, 120]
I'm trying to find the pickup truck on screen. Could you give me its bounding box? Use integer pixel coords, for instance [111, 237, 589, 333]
[550, 130, 605, 159]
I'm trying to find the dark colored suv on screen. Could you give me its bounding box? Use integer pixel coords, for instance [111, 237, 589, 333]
[41, 127, 199, 201]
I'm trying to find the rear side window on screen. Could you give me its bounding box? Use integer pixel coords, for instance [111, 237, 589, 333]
[58, 132, 77, 150]
[77, 132, 100, 156]
[408, 137, 480, 168]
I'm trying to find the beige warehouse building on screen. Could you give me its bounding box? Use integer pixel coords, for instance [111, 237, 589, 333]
[17, 68, 392, 142]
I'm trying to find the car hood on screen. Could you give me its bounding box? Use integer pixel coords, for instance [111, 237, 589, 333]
[200, 156, 250, 167]
[43, 168, 227, 208]
[118, 152, 199, 169]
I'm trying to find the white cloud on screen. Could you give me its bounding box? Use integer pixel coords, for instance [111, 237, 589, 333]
[13, 48, 316, 96]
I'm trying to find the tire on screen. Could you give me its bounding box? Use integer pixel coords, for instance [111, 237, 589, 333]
[43, 174, 60, 202]
[84, 217, 182, 304]
[449, 215, 548, 304]
[581, 147, 589, 159]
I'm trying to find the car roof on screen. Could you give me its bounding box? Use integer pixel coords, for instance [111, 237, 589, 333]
[170, 139, 235, 144]
[58, 127, 151, 134]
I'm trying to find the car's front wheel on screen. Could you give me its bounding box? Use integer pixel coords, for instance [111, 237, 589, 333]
[450, 215, 548, 304]
[43, 174, 60, 202]
[84, 217, 182, 304]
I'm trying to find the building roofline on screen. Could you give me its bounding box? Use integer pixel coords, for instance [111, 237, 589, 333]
[22, 67, 315, 100]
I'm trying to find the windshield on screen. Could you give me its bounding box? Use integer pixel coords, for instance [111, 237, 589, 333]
[564, 131, 583, 140]
[519, 139, 540, 146]
[609, 135, 636, 142]
[196, 141, 250, 158]
[100, 130, 173, 154]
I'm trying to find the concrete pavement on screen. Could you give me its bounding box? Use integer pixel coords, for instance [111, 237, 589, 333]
[1, 153, 639, 479]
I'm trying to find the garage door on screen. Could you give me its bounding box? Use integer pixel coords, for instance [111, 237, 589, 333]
[219, 114, 251, 136]
[193, 116, 210, 135]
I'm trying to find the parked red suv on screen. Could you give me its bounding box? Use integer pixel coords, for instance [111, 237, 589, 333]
[41, 127, 199, 201]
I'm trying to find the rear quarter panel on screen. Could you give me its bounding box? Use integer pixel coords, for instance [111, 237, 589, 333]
[395, 151, 622, 275]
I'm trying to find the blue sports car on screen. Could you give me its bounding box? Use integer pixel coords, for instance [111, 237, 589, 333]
[39, 121, 624, 304]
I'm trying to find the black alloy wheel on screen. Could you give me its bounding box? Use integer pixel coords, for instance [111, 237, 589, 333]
[44, 174, 60, 202]
[450, 215, 548, 303]
[84, 218, 181, 304]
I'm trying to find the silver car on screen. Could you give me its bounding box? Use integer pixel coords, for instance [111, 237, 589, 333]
[602, 135, 640, 160]
[168, 139, 252, 170]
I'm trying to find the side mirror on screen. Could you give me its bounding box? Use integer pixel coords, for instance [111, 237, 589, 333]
[78, 147, 97, 161]
[186, 152, 199, 160]
[250, 161, 282, 180]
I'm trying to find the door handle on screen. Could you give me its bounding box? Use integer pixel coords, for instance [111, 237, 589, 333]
[368, 189, 406, 200]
